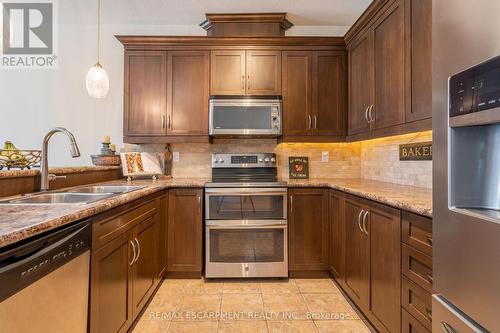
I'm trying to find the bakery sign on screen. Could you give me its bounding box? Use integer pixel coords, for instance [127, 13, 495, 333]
[399, 142, 433, 161]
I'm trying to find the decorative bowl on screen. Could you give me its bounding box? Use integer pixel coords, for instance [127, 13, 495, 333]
[91, 154, 121, 166]
[0, 150, 41, 170]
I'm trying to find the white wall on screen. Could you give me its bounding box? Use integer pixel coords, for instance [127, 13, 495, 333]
[0, 0, 347, 167]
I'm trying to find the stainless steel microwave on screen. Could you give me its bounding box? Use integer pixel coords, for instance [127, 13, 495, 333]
[208, 97, 282, 137]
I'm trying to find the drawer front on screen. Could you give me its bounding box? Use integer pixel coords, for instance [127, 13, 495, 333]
[402, 309, 431, 333]
[402, 275, 432, 330]
[402, 244, 433, 293]
[92, 197, 158, 250]
[402, 212, 432, 256]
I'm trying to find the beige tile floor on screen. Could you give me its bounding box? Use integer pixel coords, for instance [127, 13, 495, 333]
[132, 278, 373, 333]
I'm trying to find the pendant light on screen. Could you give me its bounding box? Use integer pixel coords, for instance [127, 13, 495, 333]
[86, 0, 109, 98]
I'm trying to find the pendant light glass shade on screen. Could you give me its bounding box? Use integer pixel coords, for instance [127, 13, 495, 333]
[87, 0, 109, 98]
[86, 62, 109, 98]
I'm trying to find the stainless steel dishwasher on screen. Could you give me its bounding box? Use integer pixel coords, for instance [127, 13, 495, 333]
[0, 220, 91, 333]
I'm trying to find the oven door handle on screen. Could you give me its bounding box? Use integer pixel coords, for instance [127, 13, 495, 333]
[206, 220, 288, 228]
[205, 188, 288, 195]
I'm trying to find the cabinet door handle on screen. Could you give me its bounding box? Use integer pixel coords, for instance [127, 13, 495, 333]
[162, 115, 166, 129]
[313, 115, 317, 129]
[368, 105, 375, 123]
[362, 211, 369, 235]
[134, 237, 141, 263]
[168, 115, 171, 129]
[365, 106, 370, 123]
[247, 74, 250, 89]
[425, 308, 432, 321]
[441, 322, 457, 333]
[129, 240, 136, 266]
[308, 115, 312, 129]
[358, 210, 365, 233]
[290, 195, 293, 213]
[242, 75, 245, 90]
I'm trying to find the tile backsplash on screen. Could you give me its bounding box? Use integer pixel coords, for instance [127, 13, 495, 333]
[124, 131, 432, 188]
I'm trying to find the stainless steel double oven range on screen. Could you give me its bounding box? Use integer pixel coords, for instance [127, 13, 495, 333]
[204, 153, 288, 278]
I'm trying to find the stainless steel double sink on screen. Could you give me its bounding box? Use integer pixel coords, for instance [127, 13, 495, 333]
[0, 185, 147, 205]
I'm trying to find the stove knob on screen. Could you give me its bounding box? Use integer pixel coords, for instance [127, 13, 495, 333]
[213, 159, 218, 164]
[271, 157, 276, 163]
[259, 159, 264, 163]
[218, 158, 225, 164]
[264, 158, 270, 163]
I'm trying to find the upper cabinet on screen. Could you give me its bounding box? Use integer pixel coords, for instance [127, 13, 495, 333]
[124, 51, 167, 137]
[210, 50, 281, 96]
[282, 50, 346, 141]
[167, 51, 209, 136]
[123, 50, 209, 143]
[346, 0, 432, 140]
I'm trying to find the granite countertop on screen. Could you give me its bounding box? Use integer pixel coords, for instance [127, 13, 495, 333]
[0, 177, 209, 248]
[286, 178, 432, 218]
[0, 177, 432, 249]
[0, 166, 121, 179]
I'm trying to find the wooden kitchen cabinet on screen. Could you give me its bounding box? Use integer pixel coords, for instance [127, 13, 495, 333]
[131, 215, 159, 318]
[210, 50, 281, 95]
[167, 51, 209, 136]
[90, 232, 133, 333]
[246, 50, 282, 95]
[372, 0, 406, 130]
[210, 50, 246, 95]
[344, 196, 370, 309]
[90, 194, 161, 333]
[329, 189, 345, 284]
[346, 0, 432, 140]
[167, 188, 203, 276]
[367, 201, 401, 333]
[344, 195, 401, 333]
[313, 51, 346, 137]
[282, 51, 312, 136]
[123, 50, 209, 143]
[288, 188, 329, 273]
[348, 31, 372, 136]
[407, 0, 432, 122]
[282, 51, 346, 140]
[124, 51, 167, 137]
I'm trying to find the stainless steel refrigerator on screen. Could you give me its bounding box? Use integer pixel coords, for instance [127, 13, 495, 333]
[433, 0, 500, 332]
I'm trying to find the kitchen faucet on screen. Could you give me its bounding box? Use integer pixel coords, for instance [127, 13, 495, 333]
[40, 127, 81, 191]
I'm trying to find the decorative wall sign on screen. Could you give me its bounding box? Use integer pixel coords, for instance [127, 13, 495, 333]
[399, 142, 433, 161]
[289, 156, 309, 179]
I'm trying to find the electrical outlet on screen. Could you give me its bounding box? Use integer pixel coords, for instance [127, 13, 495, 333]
[173, 152, 180, 162]
[321, 151, 329, 162]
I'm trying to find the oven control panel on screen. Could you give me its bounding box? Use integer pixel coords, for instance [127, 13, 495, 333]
[212, 153, 276, 168]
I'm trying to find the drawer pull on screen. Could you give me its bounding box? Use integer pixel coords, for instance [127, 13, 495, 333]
[427, 236, 433, 245]
[426, 272, 434, 284]
[441, 322, 457, 333]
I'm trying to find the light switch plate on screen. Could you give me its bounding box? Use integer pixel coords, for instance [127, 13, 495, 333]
[173, 152, 180, 162]
[321, 151, 329, 162]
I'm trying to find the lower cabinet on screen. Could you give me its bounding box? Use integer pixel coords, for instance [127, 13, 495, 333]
[90, 195, 161, 333]
[167, 188, 203, 276]
[288, 188, 329, 273]
[343, 195, 401, 333]
[328, 189, 345, 285]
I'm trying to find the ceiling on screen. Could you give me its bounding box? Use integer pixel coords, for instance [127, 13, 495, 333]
[71, 0, 372, 27]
